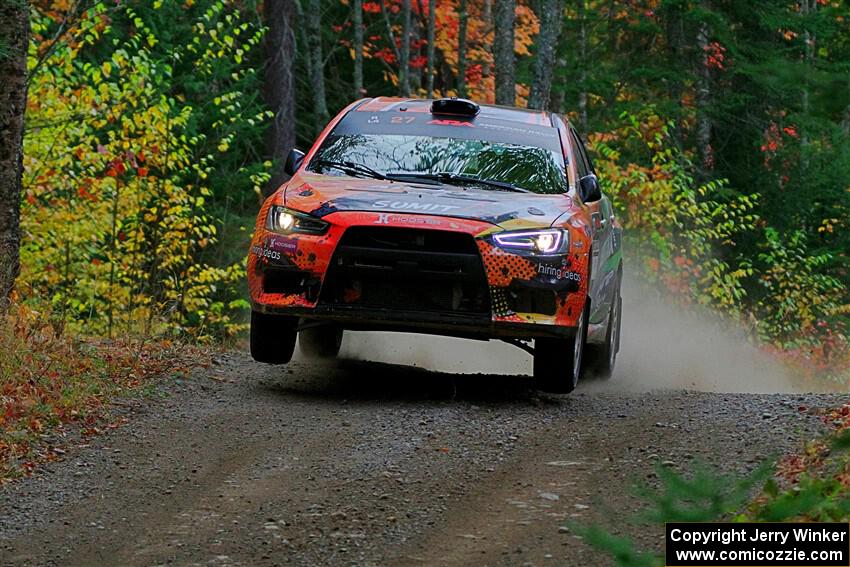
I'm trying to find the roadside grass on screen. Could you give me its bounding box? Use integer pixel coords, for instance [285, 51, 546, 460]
[0, 303, 210, 482]
[579, 404, 850, 566]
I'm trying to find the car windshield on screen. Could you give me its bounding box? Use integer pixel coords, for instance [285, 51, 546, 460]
[308, 133, 568, 195]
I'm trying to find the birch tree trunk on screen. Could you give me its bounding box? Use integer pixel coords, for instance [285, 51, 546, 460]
[426, 0, 436, 97]
[528, 0, 563, 110]
[457, 0, 469, 97]
[305, 0, 329, 130]
[481, 0, 492, 81]
[263, 0, 297, 192]
[0, 0, 29, 308]
[577, 0, 588, 129]
[353, 0, 364, 97]
[493, 0, 516, 105]
[399, 0, 412, 96]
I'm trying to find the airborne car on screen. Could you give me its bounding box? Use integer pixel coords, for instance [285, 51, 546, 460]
[248, 97, 623, 393]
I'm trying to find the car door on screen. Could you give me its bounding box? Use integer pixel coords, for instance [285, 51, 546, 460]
[569, 128, 613, 324]
[596, 194, 620, 307]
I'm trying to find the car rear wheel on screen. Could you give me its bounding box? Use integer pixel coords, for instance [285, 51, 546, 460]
[586, 278, 623, 380]
[299, 324, 343, 359]
[587, 294, 622, 379]
[250, 311, 297, 364]
[533, 304, 588, 394]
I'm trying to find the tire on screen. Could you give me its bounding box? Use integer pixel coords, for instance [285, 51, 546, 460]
[586, 282, 623, 380]
[250, 311, 297, 364]
[533, 303, 588, 394]
[299, 324, 343, 359]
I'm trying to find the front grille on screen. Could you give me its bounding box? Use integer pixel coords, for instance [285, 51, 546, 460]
[319, 227, 490, 315]
[263, 268, 319, 300]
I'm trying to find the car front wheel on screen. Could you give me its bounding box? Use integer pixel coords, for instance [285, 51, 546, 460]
[533, 303, 588, 394]
[250, 311, 298, 364]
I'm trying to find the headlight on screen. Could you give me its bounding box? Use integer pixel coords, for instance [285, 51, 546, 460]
[266, 206, 329, 235]
[493, 229, 569, 255]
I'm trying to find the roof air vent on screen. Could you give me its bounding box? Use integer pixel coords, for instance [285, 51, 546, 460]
[430, 97, 480, 117]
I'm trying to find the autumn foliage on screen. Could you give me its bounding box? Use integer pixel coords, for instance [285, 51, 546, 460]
[21, 1, 269, 339]
[591, 110, 849, 384]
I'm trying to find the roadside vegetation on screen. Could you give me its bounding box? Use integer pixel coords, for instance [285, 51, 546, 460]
[582, 404, 850, 566]
[0, 303, 208, 481]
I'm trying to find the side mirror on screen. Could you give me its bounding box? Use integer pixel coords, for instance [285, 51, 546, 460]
[579, 174, 601, 203]
[284, 148, 306, 177]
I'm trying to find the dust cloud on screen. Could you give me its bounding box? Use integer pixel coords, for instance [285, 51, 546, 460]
[312, 273, 806, 394]
[607, 275, 800, 393]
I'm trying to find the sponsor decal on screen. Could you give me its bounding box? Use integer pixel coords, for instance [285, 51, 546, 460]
[426, 119, 474, 127]
[537, 263, 581, 282]
[251, 245, 282, 261]
[373, 213, 442, 226]
[368, 115, 380, 124]
[372, 199, 460, 213]
[268, 237, 297, 253]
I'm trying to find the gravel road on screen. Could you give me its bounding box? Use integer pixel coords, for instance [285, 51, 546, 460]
[2, 283, 846, 566]
[0, 340, 843, 567]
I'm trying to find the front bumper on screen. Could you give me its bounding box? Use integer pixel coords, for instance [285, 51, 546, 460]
[247, 210, 590, 337]
[252, 302, 578, 340]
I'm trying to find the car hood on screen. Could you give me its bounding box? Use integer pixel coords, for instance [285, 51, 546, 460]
[283, 172, 574, 229]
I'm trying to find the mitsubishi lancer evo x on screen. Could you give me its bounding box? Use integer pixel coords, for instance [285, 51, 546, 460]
[247, 97, 623, 393]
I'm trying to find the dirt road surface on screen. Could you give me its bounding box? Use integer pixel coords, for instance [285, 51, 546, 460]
[1, 288, 845, 566]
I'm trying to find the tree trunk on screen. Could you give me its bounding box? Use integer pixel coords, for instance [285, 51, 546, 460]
[457, 0, 468, 97]
[426, 0, 436, 97]
[0, 0, 29, 308]
[263, 0, 297, 193]
[493, 0, 516, 105]
[380, 0, 401, 63]
[353, 0, 364, 97]
[528, 0, 562, 110]
[399, 0, 412, 96]
[550, 54, 565, 113]
[695, 2, 712, 174]
[306, 0, 329, 132]
[577, 0, 588, 129]
[800, 0, 814, 152]
[481, 0, 492, 81]
[664, 4, 685, 153]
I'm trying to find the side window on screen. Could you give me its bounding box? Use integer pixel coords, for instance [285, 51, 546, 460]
[570, 129, 590, 179]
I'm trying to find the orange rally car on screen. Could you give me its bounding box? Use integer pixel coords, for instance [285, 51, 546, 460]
[248, 97, 623, 393]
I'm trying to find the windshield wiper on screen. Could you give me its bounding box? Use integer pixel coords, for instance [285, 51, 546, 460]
[386, 172, 531, 193]
[312, 159, 388, 181]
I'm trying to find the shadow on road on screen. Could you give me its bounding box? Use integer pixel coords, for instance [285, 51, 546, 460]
[257, 357, 563, 406]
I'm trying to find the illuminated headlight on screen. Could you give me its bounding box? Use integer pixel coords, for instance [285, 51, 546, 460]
[266, 206, 329, 235]
[493, 229, 569, 255]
